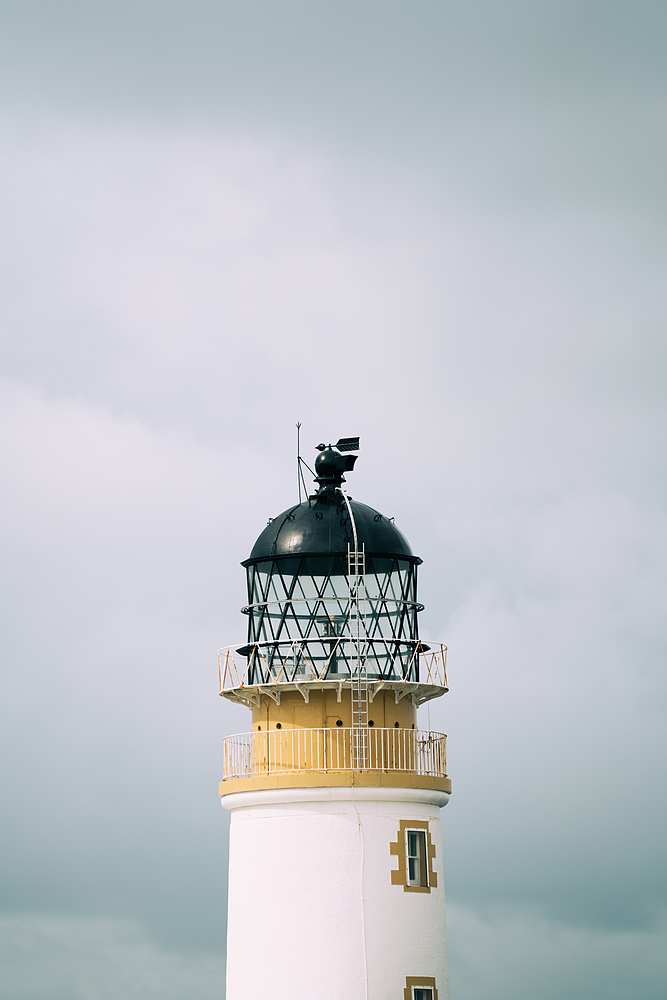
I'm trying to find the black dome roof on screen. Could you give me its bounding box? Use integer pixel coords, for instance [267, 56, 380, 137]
[244, 495, 418, 565]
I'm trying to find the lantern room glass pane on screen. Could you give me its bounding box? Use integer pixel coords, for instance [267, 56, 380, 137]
[243, 555, 423, 683]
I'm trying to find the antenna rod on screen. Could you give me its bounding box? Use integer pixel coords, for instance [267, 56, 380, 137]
[296, 422, 302, 503]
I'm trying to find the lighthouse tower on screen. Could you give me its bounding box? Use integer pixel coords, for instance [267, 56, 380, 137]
[218, 439, 451, 1000]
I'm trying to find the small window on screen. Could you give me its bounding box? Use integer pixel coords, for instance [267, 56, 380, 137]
[390, 820, 437, 893]
[404, 977, 438, 1000]
[406, 830, 428, 887]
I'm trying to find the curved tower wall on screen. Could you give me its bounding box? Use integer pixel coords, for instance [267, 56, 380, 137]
[224, 787, 450, 1000]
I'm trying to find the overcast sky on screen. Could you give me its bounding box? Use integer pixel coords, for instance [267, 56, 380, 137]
[1, 3, 666, 999]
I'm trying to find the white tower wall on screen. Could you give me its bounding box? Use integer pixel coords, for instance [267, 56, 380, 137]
[223, 785, 450, 1000]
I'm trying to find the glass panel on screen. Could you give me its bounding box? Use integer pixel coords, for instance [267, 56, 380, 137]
[413, 990, 433, 1000]
[244, 557, 423, 682]
[406, 830, 427, 887]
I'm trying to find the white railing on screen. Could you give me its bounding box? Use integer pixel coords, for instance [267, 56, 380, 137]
[218, 639, 448, 692]
[222, 727, 447, 780]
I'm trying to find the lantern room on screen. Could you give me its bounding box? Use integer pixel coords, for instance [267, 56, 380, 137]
[219, 440, 448, 711]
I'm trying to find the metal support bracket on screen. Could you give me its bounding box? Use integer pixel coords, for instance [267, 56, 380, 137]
[394, 684, 418, 705]
[369, 681, 386, 703]
[226, 689, 260, 709]
[294, 683, 310, 704]
[258, 686, 281, 705]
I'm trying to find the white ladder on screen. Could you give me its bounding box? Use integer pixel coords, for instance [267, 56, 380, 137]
[338, 488, 369, 770]
[348, 541, 368, 771]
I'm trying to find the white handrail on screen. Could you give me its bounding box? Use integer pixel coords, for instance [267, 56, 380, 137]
[222, 727, 447, 780]
[218, 639, 448, 692]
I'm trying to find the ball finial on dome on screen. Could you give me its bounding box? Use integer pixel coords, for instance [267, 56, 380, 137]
[314, 446, 349, 485]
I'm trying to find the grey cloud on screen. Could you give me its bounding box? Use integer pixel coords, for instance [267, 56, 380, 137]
[0, 6, 665, 996]
[0, 914, 226, 1000]
[3, 2, 666, 103]
[446, 904, 667, 1000]
[1, 2, 667, 221]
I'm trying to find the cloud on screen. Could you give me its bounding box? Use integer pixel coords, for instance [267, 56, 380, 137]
[2, 0, 667, 225]
[0, 377, 249, 948]
[433, 494, 667, 928]
[0, 98, 664, 998]
[0, 913, 225, 1000]
[447, 903, 667, 1000]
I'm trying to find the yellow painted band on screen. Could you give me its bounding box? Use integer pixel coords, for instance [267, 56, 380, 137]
[219, 771, 452, 796]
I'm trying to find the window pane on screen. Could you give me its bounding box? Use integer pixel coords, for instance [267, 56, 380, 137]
[406, 830, 428, 887]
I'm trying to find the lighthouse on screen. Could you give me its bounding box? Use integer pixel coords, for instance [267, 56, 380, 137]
[218, 438, 451, 1000]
